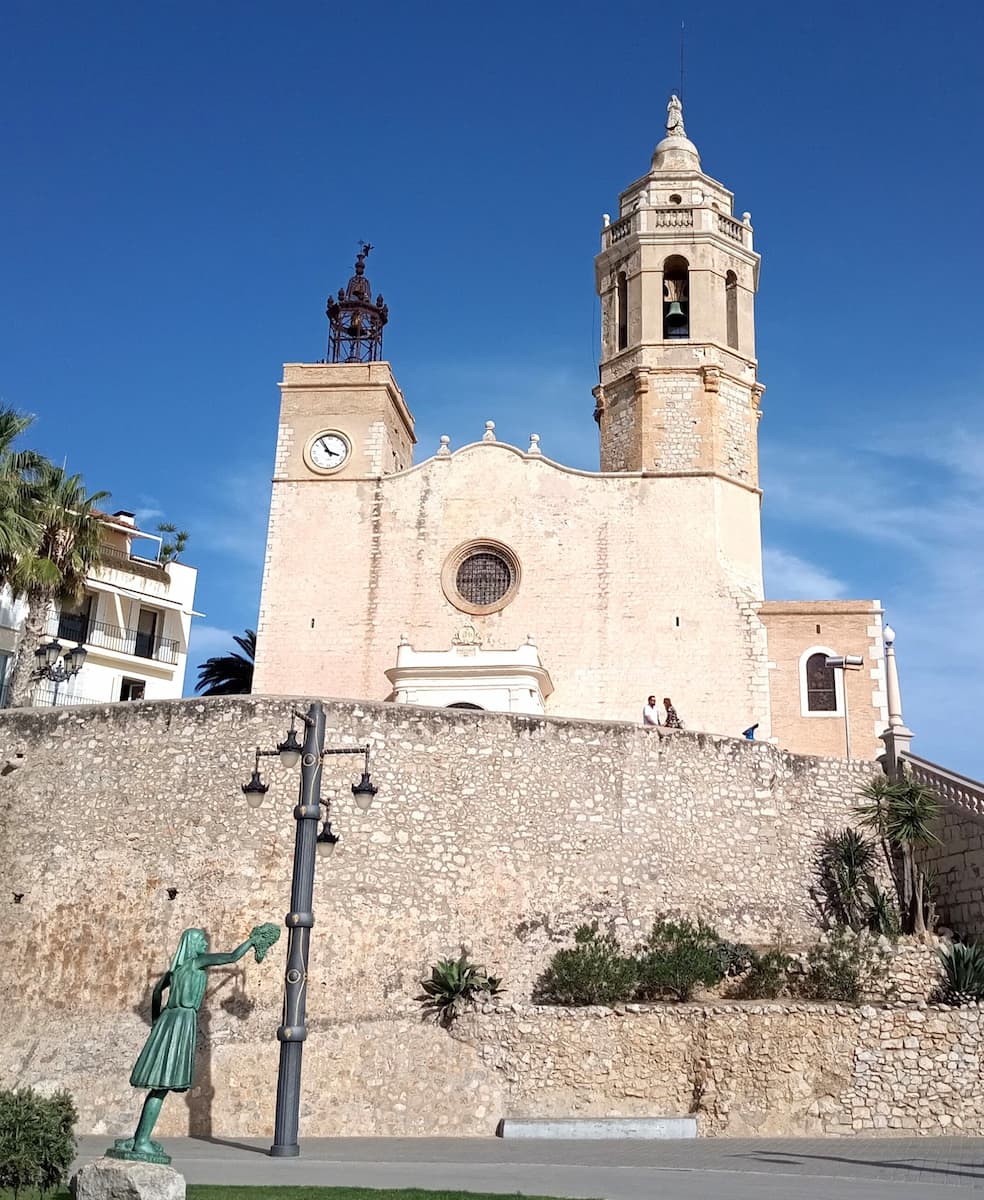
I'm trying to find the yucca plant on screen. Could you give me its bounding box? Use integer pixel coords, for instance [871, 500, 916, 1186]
[417, 953, 504, 1027]
[937, 942, 984, 1006]
[866, 882, 902, 938]
[814, 828, 879, 932]
[856, 775, 941, 936]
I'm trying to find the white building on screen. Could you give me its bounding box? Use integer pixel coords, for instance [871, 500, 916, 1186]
[0, 510, 199, 706]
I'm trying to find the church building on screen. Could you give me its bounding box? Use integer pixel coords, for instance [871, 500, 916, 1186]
[253, 97, 888, 760]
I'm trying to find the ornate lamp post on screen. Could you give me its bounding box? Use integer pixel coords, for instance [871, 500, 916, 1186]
[33, 638, 87, 705]
[242, 701, 377, 1158]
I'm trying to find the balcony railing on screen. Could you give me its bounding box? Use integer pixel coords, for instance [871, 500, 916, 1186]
[47, 615, 179, 666]
[98, 542, 169, 581]
[32, 681, 104, 707]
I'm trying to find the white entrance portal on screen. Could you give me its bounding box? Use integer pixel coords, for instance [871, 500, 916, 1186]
[385, 627, 554, 715]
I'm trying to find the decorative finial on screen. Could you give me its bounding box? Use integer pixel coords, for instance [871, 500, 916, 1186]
[527, 433, 541, 454]
[666, 94, 686, 139]
[602, 213, 611, 227]
[399, 632, 410, 646]
[326, 243, 388, 363]
[437, 434, 451, 457]
[482, 420, 496, 442]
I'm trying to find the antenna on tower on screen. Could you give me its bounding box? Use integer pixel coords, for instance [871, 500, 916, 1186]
[679, 20, 685, 104]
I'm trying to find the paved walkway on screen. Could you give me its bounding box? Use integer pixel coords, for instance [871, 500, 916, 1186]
[75, 1135, 984, 1200]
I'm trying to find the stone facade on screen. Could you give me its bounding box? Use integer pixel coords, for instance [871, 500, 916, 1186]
[251, 97, 888, 760]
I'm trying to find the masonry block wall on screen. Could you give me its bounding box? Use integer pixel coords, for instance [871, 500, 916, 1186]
[3, 696, 980, 1137]
[917, 801, 984, 938]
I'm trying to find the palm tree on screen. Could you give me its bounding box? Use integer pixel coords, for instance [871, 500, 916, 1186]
[195, 629, 255, 695]
[856, 775, 941, 937]
[0, 406, 43, 563]
[1, 463, 108, 707]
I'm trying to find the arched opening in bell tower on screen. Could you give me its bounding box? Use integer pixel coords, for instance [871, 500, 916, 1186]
[726, 270, 739, 349]
[663, 256, 689, 339]
[616, 271, 628, 350]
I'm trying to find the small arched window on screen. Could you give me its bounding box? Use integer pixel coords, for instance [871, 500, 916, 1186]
[805, 652, 836, 712]
[725, 270, 739, 350]
[663, 255, 689, 339]
[616, 271, 628, 350]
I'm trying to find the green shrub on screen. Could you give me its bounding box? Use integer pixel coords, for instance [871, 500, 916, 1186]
[416, 953, 504, 1027]
[797, 930, 889, 1004]
[634, 916, 724, 1002]
[732, 947, 794, 999]
[534, 924, 637, 1006]
[0, 1087, 77, 1199]
[937, 941, 984, 1005]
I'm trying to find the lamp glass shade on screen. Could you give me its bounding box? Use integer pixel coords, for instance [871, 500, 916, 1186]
[65, 645, 87, 675]
[242, 772, 269, 808]
[883, 624, 896, 646]
[352, 772, 378, 812]
[316, 824, 339, 858]
[38, 640, 62, 668]
[277, 727, 303, 769]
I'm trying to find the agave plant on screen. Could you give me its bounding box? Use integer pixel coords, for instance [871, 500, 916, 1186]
[416, 953, 504, 1027]
[937, 942, 984, 1006]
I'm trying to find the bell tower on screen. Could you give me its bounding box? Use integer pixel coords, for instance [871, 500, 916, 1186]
[593, 96, 764, 482]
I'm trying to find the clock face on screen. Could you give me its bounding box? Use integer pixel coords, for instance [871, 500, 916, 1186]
[308, 432, 350, 471]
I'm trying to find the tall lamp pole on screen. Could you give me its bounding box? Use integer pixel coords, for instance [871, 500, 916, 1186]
[824, 654, 864, 760]
[242, 701, 377, 1158]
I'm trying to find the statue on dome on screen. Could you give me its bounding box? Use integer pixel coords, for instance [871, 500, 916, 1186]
[666, 94, 687, 139]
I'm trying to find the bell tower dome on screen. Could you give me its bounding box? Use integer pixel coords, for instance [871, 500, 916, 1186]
[593, 96, 764, 482]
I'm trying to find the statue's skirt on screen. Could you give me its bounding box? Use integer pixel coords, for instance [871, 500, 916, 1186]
[130, 1005, 197, 1091]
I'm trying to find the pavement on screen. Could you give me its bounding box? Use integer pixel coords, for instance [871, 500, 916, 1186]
[74, 1134, 984, 1200]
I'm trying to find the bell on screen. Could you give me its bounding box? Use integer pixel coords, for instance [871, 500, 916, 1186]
[665, 301, 687, 327]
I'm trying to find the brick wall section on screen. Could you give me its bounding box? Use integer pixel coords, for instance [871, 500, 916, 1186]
[918, 803, 984, 938]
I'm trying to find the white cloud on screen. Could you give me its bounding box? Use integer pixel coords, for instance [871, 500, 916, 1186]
[763, 547, 849, 600]
[760, 431, 984, 777]
[188, 624, 239, 661]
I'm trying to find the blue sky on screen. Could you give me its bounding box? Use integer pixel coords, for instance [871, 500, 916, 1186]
[2, 1, 982, 775]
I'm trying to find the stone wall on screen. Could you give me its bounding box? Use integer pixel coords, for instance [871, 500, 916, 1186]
[0, 694, 902, 1136]
[460, 1002, 984, 1137]
[918, 800, 984, 939]
[4, 1000, 981, 1139]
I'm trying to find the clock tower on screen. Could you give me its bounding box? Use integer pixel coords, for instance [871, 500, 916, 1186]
[252, 249, 415, 694]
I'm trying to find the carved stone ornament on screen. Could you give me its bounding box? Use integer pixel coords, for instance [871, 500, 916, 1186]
[452, 623, 482, 647]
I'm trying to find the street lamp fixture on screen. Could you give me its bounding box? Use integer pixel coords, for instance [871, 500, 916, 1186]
[33, 638, 87, 704]
[824, 653, 864, 760]
[241, 701, 376, 1159]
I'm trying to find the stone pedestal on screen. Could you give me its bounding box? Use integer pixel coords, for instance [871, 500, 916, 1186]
[71, 1157, 185, 1200]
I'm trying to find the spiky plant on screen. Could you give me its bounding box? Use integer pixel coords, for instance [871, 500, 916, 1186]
[856, 775, 941, 936]
[814, 828, 879, 932]
[716, 940, 754, 977]
[937, 942, 984, 1006]
[417, 953, 504, 1027]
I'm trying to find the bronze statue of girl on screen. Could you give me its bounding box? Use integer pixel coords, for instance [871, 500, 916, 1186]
[108, 923, 280, 1165]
